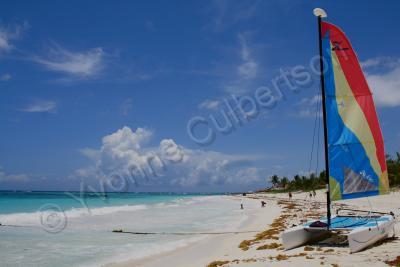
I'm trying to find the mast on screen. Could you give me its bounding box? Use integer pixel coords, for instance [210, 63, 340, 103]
[313, 8, 331, 227]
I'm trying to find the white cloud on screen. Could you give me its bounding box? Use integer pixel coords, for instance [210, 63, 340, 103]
[361, 57, 400, 107]
[78, 148, 100, 160]
[33, 44, 104, 78]
[0, 22, 26, 53]
[0, 166, 29, 182]
[295, 95, 322, 118]
[198, 99, 220, 110]
[0, 32, 11, 52]
[0, 73, 11, 81]
[237, 33, 258, 80]
[211, 0, 261, 32]
[22, 100, 57, 113]
[361, 57, 400, 69]
[298, 95, 320, 106]
[223, 33, 259, 94]
[361, 58, 382, 69]
[73, 126, 262, 187]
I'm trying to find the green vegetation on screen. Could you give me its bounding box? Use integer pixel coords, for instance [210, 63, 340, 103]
[387, 153, 400, 187]
[266, 153, 400, 192]
[268, 172, 326, 192]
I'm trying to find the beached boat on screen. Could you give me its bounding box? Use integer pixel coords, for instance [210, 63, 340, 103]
[282, 8, 396, 253]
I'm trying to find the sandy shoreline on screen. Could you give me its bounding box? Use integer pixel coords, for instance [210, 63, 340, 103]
[107, 190, 400, 267]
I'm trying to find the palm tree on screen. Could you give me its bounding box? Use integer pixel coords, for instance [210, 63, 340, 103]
[281, 177, 289, 189]
[293, 175, 301, 188]
[270, 175, 280, 188]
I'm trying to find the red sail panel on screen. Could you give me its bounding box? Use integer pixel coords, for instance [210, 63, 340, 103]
[322, 22, 386, 174]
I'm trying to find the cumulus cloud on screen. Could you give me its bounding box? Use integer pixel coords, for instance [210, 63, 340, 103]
[73, 126, 262, 188]
[21, 100, 57, 113]
[362, 57, 400, 107]
[198, 99, 220, 110]
[33, 44, 105, 78]
[0, 166, 29, 182]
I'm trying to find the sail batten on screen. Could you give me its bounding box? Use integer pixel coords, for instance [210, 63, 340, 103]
[321, 22, 389, 201]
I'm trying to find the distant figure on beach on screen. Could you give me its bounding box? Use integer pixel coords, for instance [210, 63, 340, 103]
[240, 203, 244, 210]
[288, 192, 292, 200]
[261, 200, 266, 207]
[312, 190, 316, 198]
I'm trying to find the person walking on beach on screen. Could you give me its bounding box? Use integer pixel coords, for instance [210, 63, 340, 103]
[288, 191, 292, 200]
[261, 200, 266, 207]
[240, 203, 244, 210]
[312, 190, 316, 198]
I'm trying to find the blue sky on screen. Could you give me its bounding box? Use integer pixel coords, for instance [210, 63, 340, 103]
[0, 0, 399, 192]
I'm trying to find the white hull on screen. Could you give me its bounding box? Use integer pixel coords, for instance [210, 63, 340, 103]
[281, 224, 329, 250]
[281, 215, 395, 253]
[347, 215, 395, 253]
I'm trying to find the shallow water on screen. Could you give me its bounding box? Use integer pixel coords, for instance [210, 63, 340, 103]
[0, 192, 246, 267]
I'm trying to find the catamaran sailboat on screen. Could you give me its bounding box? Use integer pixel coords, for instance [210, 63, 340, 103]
[281, 8, 396, 253]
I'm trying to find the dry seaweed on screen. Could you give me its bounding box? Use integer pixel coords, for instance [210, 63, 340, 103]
[206, 260, 230, 267]
[384, 256, 400, 266]
[256, 242, 282, 250]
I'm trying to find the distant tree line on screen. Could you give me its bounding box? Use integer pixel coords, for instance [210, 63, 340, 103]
[386, 153, 400, 187]
[267, 153, 400, 192]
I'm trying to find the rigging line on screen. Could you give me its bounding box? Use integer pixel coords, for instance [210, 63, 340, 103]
[111, 230, 264, 235]
[367, 197, 380, 230]
[316, 92, 322, 176]
[0, 224, 39, 229]
[308, 89, 321, 175]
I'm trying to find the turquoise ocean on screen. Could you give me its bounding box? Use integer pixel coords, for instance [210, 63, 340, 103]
[0, 191, 246, 267]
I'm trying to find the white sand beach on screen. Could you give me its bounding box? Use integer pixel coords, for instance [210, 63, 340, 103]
[107, 190, 400, 267]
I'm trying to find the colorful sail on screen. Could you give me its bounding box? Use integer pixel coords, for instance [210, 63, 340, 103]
[321, 22, 389, 201]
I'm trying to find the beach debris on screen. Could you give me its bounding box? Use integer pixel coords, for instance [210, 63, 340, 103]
[239, 201, 297, 251]
[274, 254, 289, 261]
[384, 256, 400, 266]
[238, 240, 252, 251]
[206, 260, 230, 267]
[242, 258, 257, 263]
[256, 242, 282, 250]
[268, 253, 307, 261]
